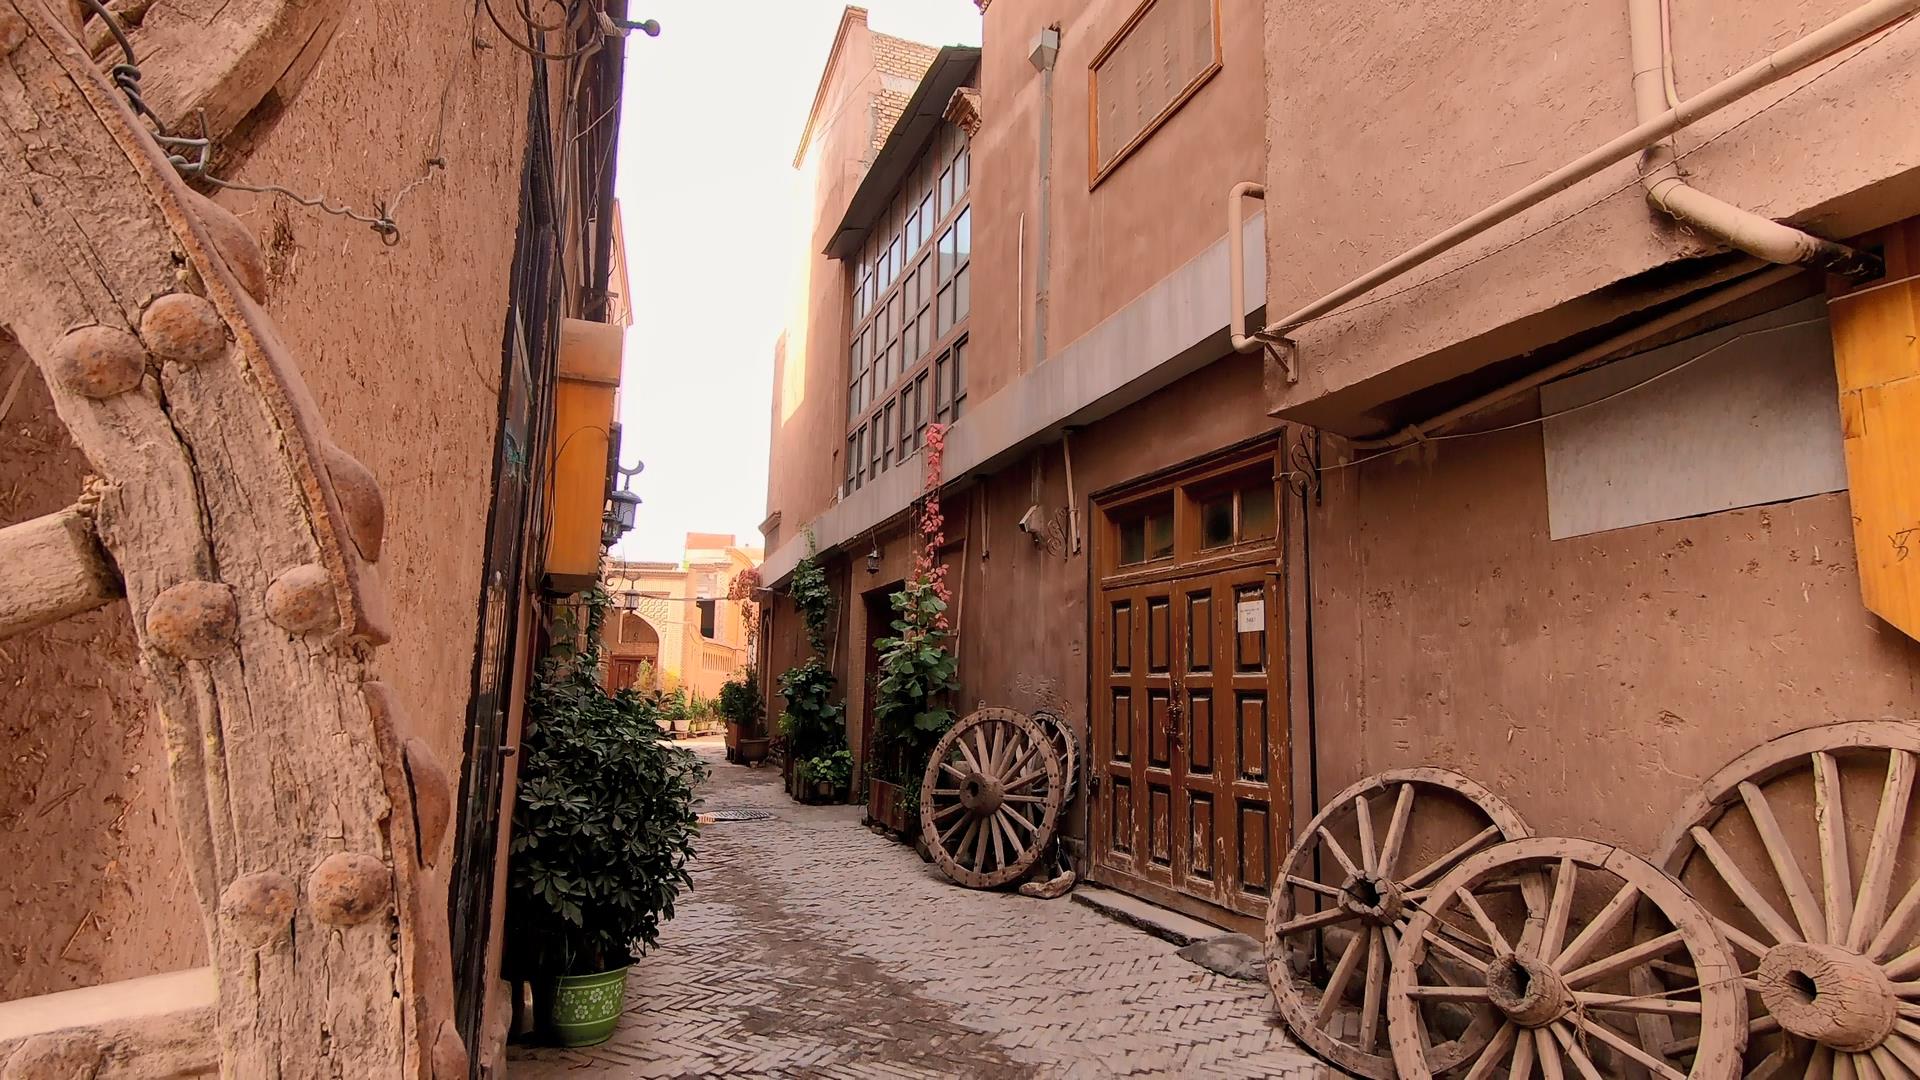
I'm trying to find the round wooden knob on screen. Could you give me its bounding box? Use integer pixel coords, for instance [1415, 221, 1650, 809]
[141, 293, 228, 365]
[220, 870, 296, 947]
[265, 563, 339, 635]
[307, 852, 391, 926]
[146, 580, 238, 660]
[51, 325, 146, 399]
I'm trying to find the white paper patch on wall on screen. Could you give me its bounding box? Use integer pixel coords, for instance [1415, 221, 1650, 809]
[1541, 296, 1847, 541]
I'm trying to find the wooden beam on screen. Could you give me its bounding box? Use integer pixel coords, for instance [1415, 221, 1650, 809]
[0, 505, 122, 641]
[0, 968, 217, 1077]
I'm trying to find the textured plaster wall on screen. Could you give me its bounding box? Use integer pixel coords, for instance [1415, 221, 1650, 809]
[1307, 412, 1920, 854]
[0, 0, 531, 1000]
[970, 0, 1265, 400]
[1261, 0, 1920, 431]
[764, 20, 880, 545]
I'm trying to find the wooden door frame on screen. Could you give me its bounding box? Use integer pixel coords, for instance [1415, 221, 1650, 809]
[1084, 432, 1294, 934]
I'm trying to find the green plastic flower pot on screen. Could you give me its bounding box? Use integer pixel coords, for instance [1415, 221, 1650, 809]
[545, 965, 629, 1047]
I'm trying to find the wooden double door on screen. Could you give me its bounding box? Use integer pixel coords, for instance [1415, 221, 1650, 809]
[1090, 450, 1290, 924]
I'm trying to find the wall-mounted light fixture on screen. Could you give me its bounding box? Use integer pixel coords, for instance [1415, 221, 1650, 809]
[601, 458, 645, 548]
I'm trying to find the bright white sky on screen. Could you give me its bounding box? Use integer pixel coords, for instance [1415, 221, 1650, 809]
[609, 1, 983, 563]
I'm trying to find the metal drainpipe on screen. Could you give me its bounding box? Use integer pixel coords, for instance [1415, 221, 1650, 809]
[1627, 0, 1880, 279]
[1228, 182, 1267, 354]
[1030, 27, 1060, 369]
[1253, 0, 1916, 341]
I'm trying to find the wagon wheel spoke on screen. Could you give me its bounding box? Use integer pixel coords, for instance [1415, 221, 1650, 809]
[1376, 783, 1416, 881]
[1548, 1020, 1606, 1080]
[1354, 794, 1378, 875]
[919, 708, 1063, 890]
[1268, 769, 1530, 1079]
[1405, 824, 1505, 890]
[1386, 838, 1743, 1080]
[1653, 724, 1920, 1077]
[1740, 779, 1828, 944]
[1554, 881, 1639, 973]
[1848, 750, 1915, 952]
[1315, 926, 1370, 1026]
[1458, 1022, 1517, 1080]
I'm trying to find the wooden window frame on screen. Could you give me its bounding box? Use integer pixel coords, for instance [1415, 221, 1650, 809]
[1093, 438, 1281, 589]
[1087, 0, 1224, 188]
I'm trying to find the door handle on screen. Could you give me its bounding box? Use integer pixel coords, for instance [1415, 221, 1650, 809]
[1167, 676, 1184, 747]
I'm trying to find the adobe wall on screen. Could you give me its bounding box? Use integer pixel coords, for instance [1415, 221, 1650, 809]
[0, 0, 531, 1000]
[765, 20, 883, 546]
[1261, 0, 1920, 430]
[1306, 412, 1920, 855]
[971, 0, 1265, 400]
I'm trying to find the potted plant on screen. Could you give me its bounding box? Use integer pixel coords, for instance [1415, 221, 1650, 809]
[718, 672, 764, 765]
[797, 748, 852, 803]
[507, 589, 705, 1047]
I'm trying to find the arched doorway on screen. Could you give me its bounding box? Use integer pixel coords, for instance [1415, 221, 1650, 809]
[606, 612, 661, 691]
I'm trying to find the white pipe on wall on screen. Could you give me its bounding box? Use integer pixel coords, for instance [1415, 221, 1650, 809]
[1627, 0, 1878, 277]
[1256, 0, 1916, 339]
[1228, 181, 1266, 354]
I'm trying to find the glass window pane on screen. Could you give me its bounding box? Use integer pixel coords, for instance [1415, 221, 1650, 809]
[940, 227, 956, 281]
[1200, 493, 1233, 548]
[938, 284, 953, 336]
[1118, 518, 1146, 565]
[891, 339, 903, 380]
[939, 166, 954, 218]
[917, 194, 934, 247]
[956, 207, 970, 265]
[935, 355, 950, 413]
[1240, 483, 1277, 541]
[955, 146, 968, 196]
[1147, 512, 1174, 560]
[892, 232, 905, 275]
[955, 266, 970, 323]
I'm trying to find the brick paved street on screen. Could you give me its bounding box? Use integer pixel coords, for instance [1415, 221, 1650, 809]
[511, 738, 1331, 1079]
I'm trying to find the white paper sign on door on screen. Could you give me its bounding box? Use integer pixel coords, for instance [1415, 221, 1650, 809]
[1236, 598, 1264, 633]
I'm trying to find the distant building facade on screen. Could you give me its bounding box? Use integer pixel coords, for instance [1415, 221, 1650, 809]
[603, 533, 763, 700]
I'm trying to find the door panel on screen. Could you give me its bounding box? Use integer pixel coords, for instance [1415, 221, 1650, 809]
[1093, 561, 1286, 920]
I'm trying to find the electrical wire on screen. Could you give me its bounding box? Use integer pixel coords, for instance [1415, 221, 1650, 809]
[1299, 316, 1830, 479]
[479, 0, 603, 60]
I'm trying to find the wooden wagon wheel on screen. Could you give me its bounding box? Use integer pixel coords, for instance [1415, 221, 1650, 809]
[1033, 707, 1080, 808]
[1643, 721, 1920, 1079]
[0, 3, 459, 1074]
[919, 707, 1064, 889]
[1263, 768, 1531, 1078]
[1387, 837, 1748, 1080]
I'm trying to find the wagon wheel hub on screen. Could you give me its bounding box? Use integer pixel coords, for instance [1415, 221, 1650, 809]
[1756, 942, 1898, 1051]
[957, 772, 1005, 816]
[1485, 953, 1572, 1029]
[1337, 874, 1406, 924]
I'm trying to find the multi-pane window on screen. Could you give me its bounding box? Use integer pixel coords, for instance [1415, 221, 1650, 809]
[844, 118, 972, 494]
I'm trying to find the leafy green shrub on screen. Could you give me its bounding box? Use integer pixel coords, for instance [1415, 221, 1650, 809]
[717, 670, 763, 732]
[797, 748, 853, 791]
[777, 657, 843, 753]
[507, 589, 707, 977]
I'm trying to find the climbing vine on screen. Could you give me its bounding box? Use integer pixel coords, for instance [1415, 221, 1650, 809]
[871, 423, 959, 811]
[779, 533, 846, 797]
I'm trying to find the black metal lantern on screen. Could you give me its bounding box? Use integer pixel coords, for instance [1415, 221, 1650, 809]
[866, 544, 881, 575]
[601, 459, 645, 549]
[617, 588, 642, 612]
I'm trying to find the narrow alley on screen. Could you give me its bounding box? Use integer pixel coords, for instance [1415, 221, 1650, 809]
[511, 740, 1329, 1079]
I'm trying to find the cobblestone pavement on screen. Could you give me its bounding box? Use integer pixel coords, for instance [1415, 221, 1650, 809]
[511, 739, 1332, 1079]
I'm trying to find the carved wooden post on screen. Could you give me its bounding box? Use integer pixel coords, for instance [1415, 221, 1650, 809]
[0, 0, 457, 1073]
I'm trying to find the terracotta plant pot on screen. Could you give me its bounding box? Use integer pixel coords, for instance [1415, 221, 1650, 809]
[543, 964, 629, 1047]
[724, 721, 743, 763]
[736, 736, 770, 765]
